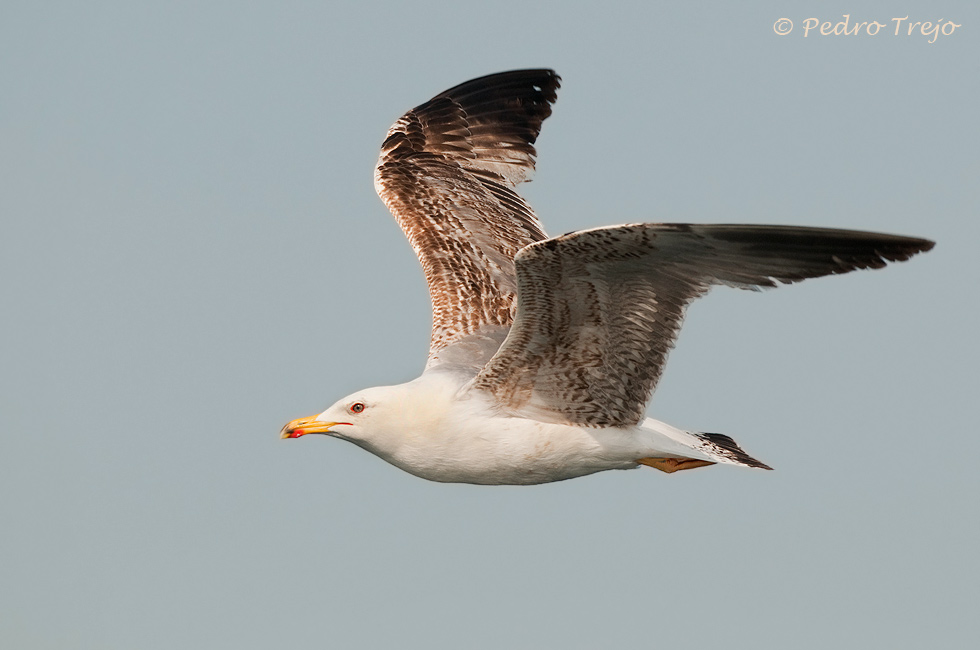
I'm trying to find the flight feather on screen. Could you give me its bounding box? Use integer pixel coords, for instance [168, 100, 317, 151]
[374, 69, 560, 369]
[469, 224, 935, 427]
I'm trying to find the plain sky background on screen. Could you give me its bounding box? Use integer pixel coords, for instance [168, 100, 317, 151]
[2, 1, 977, 648]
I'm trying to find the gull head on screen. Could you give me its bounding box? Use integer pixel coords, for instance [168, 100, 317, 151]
[280, 385, 393, 443]
[279, 380, 449, 460]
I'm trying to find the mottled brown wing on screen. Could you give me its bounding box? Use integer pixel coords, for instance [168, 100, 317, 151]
[469, 224, 934, 427]
[374, 69, 560, 369]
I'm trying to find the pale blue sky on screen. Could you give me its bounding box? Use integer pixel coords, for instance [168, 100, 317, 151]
[2, 1, 977, 648]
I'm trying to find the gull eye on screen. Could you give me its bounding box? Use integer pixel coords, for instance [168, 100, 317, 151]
[349, 402, 366, 414]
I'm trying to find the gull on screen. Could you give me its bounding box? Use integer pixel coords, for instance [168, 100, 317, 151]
[280, 69, 933, 485]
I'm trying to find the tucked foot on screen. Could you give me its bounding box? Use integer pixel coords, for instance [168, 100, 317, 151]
[636, 457, 716, 474]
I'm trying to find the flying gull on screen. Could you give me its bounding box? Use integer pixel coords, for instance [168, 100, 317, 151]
[280, 69, 933, 484]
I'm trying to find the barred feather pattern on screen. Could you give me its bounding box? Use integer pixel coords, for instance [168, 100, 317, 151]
[469, 224, 934, 427]
[373, 70, 560, 368]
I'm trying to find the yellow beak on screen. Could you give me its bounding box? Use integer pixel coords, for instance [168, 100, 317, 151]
[279, 415, 345, 439]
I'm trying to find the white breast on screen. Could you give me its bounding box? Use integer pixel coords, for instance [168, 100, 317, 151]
[373, 384, 643, 484]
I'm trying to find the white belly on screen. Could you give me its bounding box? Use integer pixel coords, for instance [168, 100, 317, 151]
[373, 416, 646, 485]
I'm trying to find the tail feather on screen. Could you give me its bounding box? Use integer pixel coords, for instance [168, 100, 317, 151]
[696, 432, 773, 470]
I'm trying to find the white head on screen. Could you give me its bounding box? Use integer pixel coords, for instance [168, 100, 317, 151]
[280, 384, 402, 453]
[279, 378, 458, 462]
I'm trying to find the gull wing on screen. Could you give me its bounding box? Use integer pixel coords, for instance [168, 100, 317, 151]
[469, 224, 934, 427]
[374, 69, 560, 370]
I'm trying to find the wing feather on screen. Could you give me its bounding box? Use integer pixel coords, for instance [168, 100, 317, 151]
[374, 70, 560, 369]
[469, 224, 934, 427]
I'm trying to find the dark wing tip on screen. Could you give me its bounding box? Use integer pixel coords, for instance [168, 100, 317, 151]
[378, 69, 561, 188]
[434, 68, 561, 107]
[867, 233, 935, 261]
[696, 225, 934, 280]
[432, 68, 561, 152]
[912, 237, 936, 254]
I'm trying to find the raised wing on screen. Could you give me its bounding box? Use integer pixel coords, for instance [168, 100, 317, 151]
[374, 69, 560, 370]
[469, 224, 934, 427]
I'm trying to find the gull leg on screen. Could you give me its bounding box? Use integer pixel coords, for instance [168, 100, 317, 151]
[636, 457, 716, 474]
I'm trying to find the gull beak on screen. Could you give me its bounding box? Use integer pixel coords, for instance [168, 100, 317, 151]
[280, 415, 345, 439]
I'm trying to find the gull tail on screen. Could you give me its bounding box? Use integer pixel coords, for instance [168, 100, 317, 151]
[695, 432, 773, 470]
[637, 418, 773, 472]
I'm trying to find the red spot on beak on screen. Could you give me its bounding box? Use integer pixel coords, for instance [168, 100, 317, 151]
[292, 430, 304, 438]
